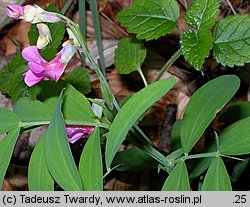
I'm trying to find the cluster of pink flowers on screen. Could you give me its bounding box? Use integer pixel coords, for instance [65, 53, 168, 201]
[7, 4, 95, 142]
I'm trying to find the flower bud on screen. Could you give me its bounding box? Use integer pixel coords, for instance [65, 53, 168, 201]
[7, 4, 61, 23]
[36, 23, 52, 49]
[6, 4, 24, 20]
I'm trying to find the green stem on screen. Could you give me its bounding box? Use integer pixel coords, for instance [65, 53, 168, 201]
[176, 152, 218, 163]
[56, 13, 169, 168]
[79, 0, 86, 63]
[138, 68, 148, 87]
[154, 48, 182, 82]
[220, 154, 245, 161]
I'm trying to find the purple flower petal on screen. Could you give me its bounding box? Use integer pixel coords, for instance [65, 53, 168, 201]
[28, 62, 45, 74]
[23, 70, 43, 87]
[38, 12, 61, 23]
[22, 46, 46, 63]
[6, 4, 24, 20]
[48, 56, 65, 82]
[66, 126, 95, 143]
[21, 42, 76, 86]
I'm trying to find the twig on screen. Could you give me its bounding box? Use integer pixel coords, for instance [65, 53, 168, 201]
[226, 0, 237, 14]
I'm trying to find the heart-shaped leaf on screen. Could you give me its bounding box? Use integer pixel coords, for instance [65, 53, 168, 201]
[115, 37, 147, 74]
[117, 0, 179, 40]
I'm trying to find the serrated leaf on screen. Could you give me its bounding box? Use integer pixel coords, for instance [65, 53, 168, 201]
[181, 30, 213, 70]
[0, 53, 35, 102]
[161, 161, 190, 191]
[214, 15, 250, 67]
[202, 156, 232, 191]
[115, 37, 147, 74]
[0, 109, 21, 135]
[117, 0, 179, 40]
[115, 39, 145, 74]
[78, 127, 103, 191]
[0, 127, 21, 187]
[185, 0, 219, 30]
[65, 68, 91, 95]
[28, 135, 54, 191]
[181, 75, 240, 154]
[105, 78, 176, 169]
[219, 117, 250, 155]
[44, 91, 83, 190]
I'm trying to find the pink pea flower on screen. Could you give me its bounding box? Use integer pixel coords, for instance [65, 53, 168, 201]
[66, 126, 95, 144]
[22, 40, 77, 87]
[6, 4, 24, 20]
[7, 4, 61, 23]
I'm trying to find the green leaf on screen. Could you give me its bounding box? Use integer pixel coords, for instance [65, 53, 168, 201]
[202, 156, 232, 191]
[14, 97, 52, 125]
[214, 15, 250, 67]
[44, 91, 83, 190]
[111, 147, 158, 171]
[189, 143, 216, 179]
[181, 75, 240, 154]
[219, 117, 250, 155]
[105, 78, 176, 169]
[165, 148, 183, 163]
[115, 37, 147, 74]
[28, 4, 65, 60]
[232, 158, 249, 181]
[161, 161, 190, 191]
[65, 68, 91, 95]
[185, 0, 219, 31]
[0, 53, 34, 102]
[0, 127, 21, 187]
[0, 109, 20, 135]
[63, 85, 96, 125]
[218, 101, 250, 125]
[78, 127, 103, 191]
[171, 120, 182, 151]
[28, 135, 54, 191]
[181, 30, 213, 70]
[117, 0, 179, 40]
